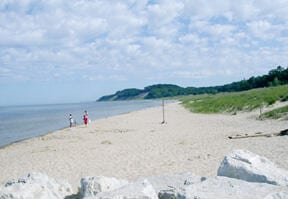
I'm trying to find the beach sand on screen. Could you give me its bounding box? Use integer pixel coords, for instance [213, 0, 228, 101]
[0, 102, 287, 192]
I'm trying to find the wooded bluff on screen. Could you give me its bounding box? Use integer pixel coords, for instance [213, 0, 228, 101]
[97, 66, 288, 101]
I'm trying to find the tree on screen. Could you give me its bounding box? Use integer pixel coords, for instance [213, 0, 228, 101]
[272, 77, 280, 86]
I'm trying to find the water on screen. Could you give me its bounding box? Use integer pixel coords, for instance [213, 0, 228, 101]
[0, 100, 162, 148]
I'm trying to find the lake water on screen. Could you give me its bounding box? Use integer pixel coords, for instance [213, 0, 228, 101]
[0, 100, 163, 148]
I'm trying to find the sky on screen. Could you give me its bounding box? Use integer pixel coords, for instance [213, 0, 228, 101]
[1, 0, 288, 105]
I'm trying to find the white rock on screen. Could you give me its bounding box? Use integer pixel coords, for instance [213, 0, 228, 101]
[144, 172, 202, 199]
[146, 172, 201, 190]
[264, 191, 288, 199]
[90, 179, 158, 199]
[185, 176, 287, 199]
[80, 176, 129, 198]
[0, 172, 72, 199]
[217, 149, 288, 186]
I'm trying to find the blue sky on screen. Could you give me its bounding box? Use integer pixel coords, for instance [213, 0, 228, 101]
[1, 0, 288, 105]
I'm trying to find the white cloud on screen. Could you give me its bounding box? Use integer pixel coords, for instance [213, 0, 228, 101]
[0, 0, 288, 88]
[247, 20, 272, 39]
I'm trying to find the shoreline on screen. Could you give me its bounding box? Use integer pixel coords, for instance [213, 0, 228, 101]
[0, 100, 164, 149]
[0, 102, 287, 192]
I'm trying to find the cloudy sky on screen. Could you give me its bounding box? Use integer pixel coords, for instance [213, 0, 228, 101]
[1, 0, 288, 105]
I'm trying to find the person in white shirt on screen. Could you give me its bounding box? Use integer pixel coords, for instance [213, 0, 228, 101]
[69, 114, 74, 128]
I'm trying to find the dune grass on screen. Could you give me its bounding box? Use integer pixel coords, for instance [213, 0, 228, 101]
[180, 85, 288, 114]
[261, 105, 288, 119]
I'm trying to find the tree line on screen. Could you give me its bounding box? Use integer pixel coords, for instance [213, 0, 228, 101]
[97, 66, 288, 101]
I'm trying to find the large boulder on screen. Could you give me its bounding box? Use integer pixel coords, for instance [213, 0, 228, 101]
[217, 149, 288, 186]
[79, 173, 201, 199]
[0, 172, 72, 199]
[88, 179, 158, 199]
[80, 176, 128, 198]
[264, 191, 288, 199]
[144, 172, 203, 199]
[184, 176, 288, 199]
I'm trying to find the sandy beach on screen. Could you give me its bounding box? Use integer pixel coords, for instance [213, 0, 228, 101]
[0, 102, 287, 192]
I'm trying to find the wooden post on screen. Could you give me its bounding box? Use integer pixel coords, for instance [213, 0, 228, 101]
[161, 99, 165, 124]
[259, 100, 263, 120]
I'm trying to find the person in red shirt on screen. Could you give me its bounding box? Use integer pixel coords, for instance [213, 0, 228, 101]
[83, 115, 88, 126]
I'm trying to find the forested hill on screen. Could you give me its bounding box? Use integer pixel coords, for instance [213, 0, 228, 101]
[97, 66, 288, 101]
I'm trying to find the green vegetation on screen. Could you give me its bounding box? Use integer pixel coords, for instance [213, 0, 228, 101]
[98, 88, 143, 101]
[97, 66, 288, 119]
[144, 84, 186, 99]
[261, 105, 288, 119]
[97, 66, 288, 101]
[98, 84, 186, 101]
[180, 85, 288, 114]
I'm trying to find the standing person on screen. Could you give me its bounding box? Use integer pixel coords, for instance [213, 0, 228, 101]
[83, 114, 88, 126]
[69, 114, 74, 128]
[84, 110, 89, 123]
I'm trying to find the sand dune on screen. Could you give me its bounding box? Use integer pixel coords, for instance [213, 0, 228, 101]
[0, 102, 287, 193]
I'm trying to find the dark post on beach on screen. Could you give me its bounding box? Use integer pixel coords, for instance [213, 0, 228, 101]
[161, 99, 165, 124]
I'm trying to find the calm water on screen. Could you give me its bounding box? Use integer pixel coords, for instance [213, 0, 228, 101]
[0, 100, 162, 148]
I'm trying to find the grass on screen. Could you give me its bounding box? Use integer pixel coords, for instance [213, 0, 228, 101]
[261, 105, 288, 119]
[180, 85, 288, 115]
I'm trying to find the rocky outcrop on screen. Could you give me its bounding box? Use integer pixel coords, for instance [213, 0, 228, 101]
[81, 172, 288, 199]
[0, 172, 72, 199]
[80, 172, 204, 199]
[217, 149, 288, 186]
[1, 150, 288, 199]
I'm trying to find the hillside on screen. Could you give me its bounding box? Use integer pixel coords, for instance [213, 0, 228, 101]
[181, 85, 288, 117]
[97, 84, 185, 101]
[97, 66, 288, 101]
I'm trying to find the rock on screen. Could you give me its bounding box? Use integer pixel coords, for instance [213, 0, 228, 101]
[146, 172, 201, 190]
[184, 176, 287, 199]
[0, 172, 72, 199]
[158, 190, 179, 199]
[2, 149, 287, 199]
[80, 173, 201, 199]
[144, 172, 202, 199]
[217, 149, 288, 186]
[264, 191, 288, 199]
[80, 176, 128, 198]
[90, 179, 158, 199]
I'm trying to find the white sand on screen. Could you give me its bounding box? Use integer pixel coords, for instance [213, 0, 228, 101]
[0, 102, 287, 192]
